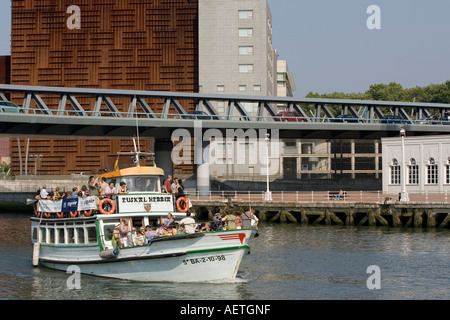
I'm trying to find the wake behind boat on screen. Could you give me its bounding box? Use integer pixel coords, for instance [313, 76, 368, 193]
[30, 151, 259, 282]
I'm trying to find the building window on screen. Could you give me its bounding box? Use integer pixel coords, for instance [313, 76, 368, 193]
[239, 64, 254, 73]
[217, 85, 225, 92]
[238, 10, 253, 19]
[239, 85, 246, 92]
[239, 28, 253, 37]
[253, 85, 261, 92]
[446, 158, 450, 184]
[390, 158, 400, 185]
[408, 158, 419, 185]
[239, 46, 253, 55]
[427, 157, 438, 184]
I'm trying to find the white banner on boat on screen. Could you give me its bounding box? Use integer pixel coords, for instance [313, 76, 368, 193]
[117, 193, 173, 213]
[78, 196, 98, 211]
[38, 196, 97, 213]
[38, 199, 62, 213]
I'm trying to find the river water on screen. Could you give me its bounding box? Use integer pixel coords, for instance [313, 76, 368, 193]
[0, 212, 449, 300]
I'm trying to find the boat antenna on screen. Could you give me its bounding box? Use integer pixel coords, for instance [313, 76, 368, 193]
[134, 96, 141, 167]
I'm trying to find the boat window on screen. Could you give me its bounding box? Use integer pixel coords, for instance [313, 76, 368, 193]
[47, 228, 55, 244]
[67, 228, 75, 244]
[132, 218, 144, 230]
[86, 227, 97, 244]
[103, 225, 115, 241]
[76, 227, 85, 244]
[118, 176, 160, 192]
[57, 228, 65, 244]
[39, 228, 45, 243]
[32, 227, 38, 242]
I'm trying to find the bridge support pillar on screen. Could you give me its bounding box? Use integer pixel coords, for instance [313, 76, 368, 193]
[154, 139, 173, 177]
[195, 140, 210, 197]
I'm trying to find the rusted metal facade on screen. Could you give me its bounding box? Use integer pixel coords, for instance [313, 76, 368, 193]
[10, 0, 198, 175]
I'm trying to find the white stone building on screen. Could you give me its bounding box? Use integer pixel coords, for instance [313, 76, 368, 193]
[382, 135, 450, 194]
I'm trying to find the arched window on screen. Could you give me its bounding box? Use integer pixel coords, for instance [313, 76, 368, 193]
[427, 157, 438, 184]
[389, 158, 400, 185]
[408, 158, 418, 185]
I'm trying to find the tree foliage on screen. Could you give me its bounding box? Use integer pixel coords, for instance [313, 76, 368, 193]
[306, 81, 450, 104]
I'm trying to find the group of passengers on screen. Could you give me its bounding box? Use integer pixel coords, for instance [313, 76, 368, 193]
[37, 176, 129, 201]
[162, 175, 185, 200]
[110, 207, 259, 249]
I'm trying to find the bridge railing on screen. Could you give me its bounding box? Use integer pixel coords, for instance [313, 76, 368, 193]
[1, 84, 450, 123]
[8, 106, 450, 126]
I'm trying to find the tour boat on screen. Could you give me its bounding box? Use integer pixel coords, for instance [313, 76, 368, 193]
[30, 152, 258, 282]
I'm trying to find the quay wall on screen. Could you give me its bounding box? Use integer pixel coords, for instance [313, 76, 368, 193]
[190, 200, 450, 229]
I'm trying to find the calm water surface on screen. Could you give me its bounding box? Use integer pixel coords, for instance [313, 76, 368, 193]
[0, 212, 449, 300]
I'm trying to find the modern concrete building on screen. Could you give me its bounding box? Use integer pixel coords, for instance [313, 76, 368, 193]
[382, 134, 450, 194]
[198, 0, 277, 116]
[276, 60, 295, 112]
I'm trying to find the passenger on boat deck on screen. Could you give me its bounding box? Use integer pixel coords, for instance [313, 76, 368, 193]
[134, 231, 145, 246]
[81, 185, 88, 197]
[88, 176, 99, 197]
[52, 187, 61, 200]
[163, 175, 172, 194]
[179, 211, 197, 234]
[211, 207, 223, 231]
[155, 224, 166, 236]
[112, 229, 120, 250]
[105, 182, 117, 199]
[130, 227, 137, 245]
[199, 222, 211, 232]
[40, 186, 49, 199]
[118, 181, 128, 194]
[235, 210, 242, 230]
[178, 224, 186, 235]
[222, 209, 237, 230]
[175, 179, 185, 200]
[241, 207, 253, 229]
[171, 178, 178, 196]
[161, 213, 175, 229]
[71, 187, 79, 198]
[119, 219, 131, 247]
[145, 225, 155, 243]
[99, 178, 108, 198]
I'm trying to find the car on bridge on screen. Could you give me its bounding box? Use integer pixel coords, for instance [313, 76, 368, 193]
[330, 114, 360, 123]
[181, 111, 218, 120]
[0, 101, 23, 113]
[381, 115, 408, 124]
[274, 111, 306, 122]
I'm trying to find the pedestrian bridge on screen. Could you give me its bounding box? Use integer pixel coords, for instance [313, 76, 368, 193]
[0, 84, 449, 139]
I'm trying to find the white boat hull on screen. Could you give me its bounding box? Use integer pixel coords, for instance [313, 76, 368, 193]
[36, 229, 257, 282]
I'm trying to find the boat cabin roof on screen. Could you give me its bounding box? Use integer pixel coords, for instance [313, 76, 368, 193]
[100, 166, 164, 179]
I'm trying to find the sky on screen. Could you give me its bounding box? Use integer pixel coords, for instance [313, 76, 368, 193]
[0, 1, 449, 97]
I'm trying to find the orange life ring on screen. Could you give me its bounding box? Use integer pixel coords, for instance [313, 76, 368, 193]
[43, 212, 51, 218]
[84, 209, 93, 217]
[99, 198, 115, 214]
[56, 212, 64, 218]
[70, 211, 78, 218]
[176, 197, 188, 213]
[34, 207, 41, 218]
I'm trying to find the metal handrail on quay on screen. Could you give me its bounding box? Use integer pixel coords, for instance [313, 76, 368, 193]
[189, 190, 450, 204]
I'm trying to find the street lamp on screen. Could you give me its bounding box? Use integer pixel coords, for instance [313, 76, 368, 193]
[399, 128, 409, 202]
[264, 133, 272, 201]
